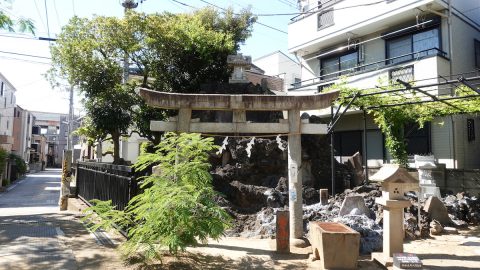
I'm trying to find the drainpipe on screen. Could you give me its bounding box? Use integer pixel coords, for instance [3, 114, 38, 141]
[447, 0, 457, 169]
[294, 52, 303, 87]
[447, 0, 453, 84]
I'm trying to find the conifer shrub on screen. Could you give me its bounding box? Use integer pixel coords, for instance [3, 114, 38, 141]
[83, 132, 231, 261]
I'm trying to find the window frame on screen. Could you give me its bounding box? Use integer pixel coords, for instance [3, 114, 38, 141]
[475, 39, 480, 69]
[320, 48, 359, 80]
[389, 65, 414, 83]
[317, 8, 334, 30]
[385, 25, 441, 65]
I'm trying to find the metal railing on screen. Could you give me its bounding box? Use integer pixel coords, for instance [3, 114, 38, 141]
[291, 48, 447, 90]
[76, 162, 137, 211]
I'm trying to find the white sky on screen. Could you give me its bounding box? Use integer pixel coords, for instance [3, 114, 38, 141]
[0, 0, 297, 114]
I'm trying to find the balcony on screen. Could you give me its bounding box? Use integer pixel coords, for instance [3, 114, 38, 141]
[288, 0, 446, 54]
[290, 48, 449, 94]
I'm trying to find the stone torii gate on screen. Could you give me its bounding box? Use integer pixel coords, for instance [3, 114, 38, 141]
[139, 88, 339, 244]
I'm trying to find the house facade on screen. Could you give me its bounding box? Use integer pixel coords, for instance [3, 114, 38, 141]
[253, 50, 302, 92]
[12, 105, 33, 162]
[31, 111, 69, 167]
[289, 0, 480, 169]
[0, 72, 17, 152]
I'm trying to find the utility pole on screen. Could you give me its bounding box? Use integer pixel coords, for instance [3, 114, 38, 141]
[67, 86, 74, 151]
[121, 0, 142, 84]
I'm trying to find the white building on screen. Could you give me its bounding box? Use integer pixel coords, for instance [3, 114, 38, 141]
[31, 111, 68, 167]
[289, 0, 480, 169]
[12, 106, 33, 162]
[253, 50, 302, 91]
[0, 72, 17, 152]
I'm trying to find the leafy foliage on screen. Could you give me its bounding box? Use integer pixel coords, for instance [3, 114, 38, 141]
[49, 8, 255, 162]
[0, 11, 35, 34]
[83, 133, 231, 261]
[0, 148, 8, 186]
[9, 154, 27, 175]
[328, 81, 480, 167]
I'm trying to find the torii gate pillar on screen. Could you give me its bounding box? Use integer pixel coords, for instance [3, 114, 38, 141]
[288, 109, 303, 240]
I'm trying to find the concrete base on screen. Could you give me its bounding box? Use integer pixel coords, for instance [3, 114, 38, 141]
[290, 238, 309, 248]
[420, 185, 441, 198]
[309, 222, 360, 270]
[372, 252, 393, 267]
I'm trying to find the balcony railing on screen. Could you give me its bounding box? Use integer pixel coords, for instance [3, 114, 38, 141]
[291, 48, 447, 90]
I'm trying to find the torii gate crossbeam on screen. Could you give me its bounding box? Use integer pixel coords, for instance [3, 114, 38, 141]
[139, 88, 339, 244]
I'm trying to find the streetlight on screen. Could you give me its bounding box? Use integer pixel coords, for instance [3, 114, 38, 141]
[120, 0, 145, 83]
[121, 0, 139, 9]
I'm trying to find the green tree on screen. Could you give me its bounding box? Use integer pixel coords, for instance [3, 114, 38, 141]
[49, 8, 255, 162]
[9, 154, 27, 175]
[0, 148, 8, 187]
[0, 10, 34, 34]
[83, 132, 231, 261]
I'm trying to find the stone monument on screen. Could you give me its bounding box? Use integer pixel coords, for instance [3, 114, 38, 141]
[227, 54, 251, 84]
[414, 155, 443, 198]
[370, 164, 419, 267]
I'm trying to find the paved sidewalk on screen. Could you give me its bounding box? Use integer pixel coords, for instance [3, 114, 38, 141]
[0, 169, 126, 270]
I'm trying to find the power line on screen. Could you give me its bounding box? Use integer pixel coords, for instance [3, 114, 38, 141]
[0, 33, 57, 41]
[33, 0, 47, 32]
[255, 21, 287, 34]
[0, 55, 50, 65]
[276, 0, 296, 9]
[197, 0, 288, 34]
[171, 0, 196, 9]
[53, 0, 62, 29]
[0, 50, 51, 60]
[44, 0, 51, 38]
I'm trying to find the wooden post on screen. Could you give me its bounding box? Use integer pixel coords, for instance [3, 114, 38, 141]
[59, 150, 72, 211]
[276, 210, 290, 253]
[319, 189, 329, 205]
[288, 109, 303, 240]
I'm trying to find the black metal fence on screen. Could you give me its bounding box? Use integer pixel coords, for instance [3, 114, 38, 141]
[76, 162, 138, 211]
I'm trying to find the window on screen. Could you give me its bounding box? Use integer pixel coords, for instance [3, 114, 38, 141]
[475, 39, 480, 69]
[334, 131, 363, 157]
[10, 93, 13, 104]
[386, 27, 440, 64]
[4, 98, 6, 108]
[390, 65, 414, 82]
[6, 120, 9, 130]
[467, 119, 475, 142]
[321, 49, 358, 79]
[404, 122, 431, 155]
[317, 9, 334, 30]
[0, 82, 3, 96]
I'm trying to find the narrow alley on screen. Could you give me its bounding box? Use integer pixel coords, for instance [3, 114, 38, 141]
[0, 169, 125, 270]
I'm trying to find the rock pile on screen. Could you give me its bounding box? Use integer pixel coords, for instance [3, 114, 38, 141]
[208, 127, 478, 254]
[443, 193, 480, 225]
[223, 181, 480, 254]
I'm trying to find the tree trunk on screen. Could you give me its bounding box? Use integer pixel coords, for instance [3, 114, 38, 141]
[112, 132, 121, 164]
[142, 70, 148, 88]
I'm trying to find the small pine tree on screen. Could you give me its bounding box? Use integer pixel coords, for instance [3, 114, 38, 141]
[83, 132, 231, 261]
